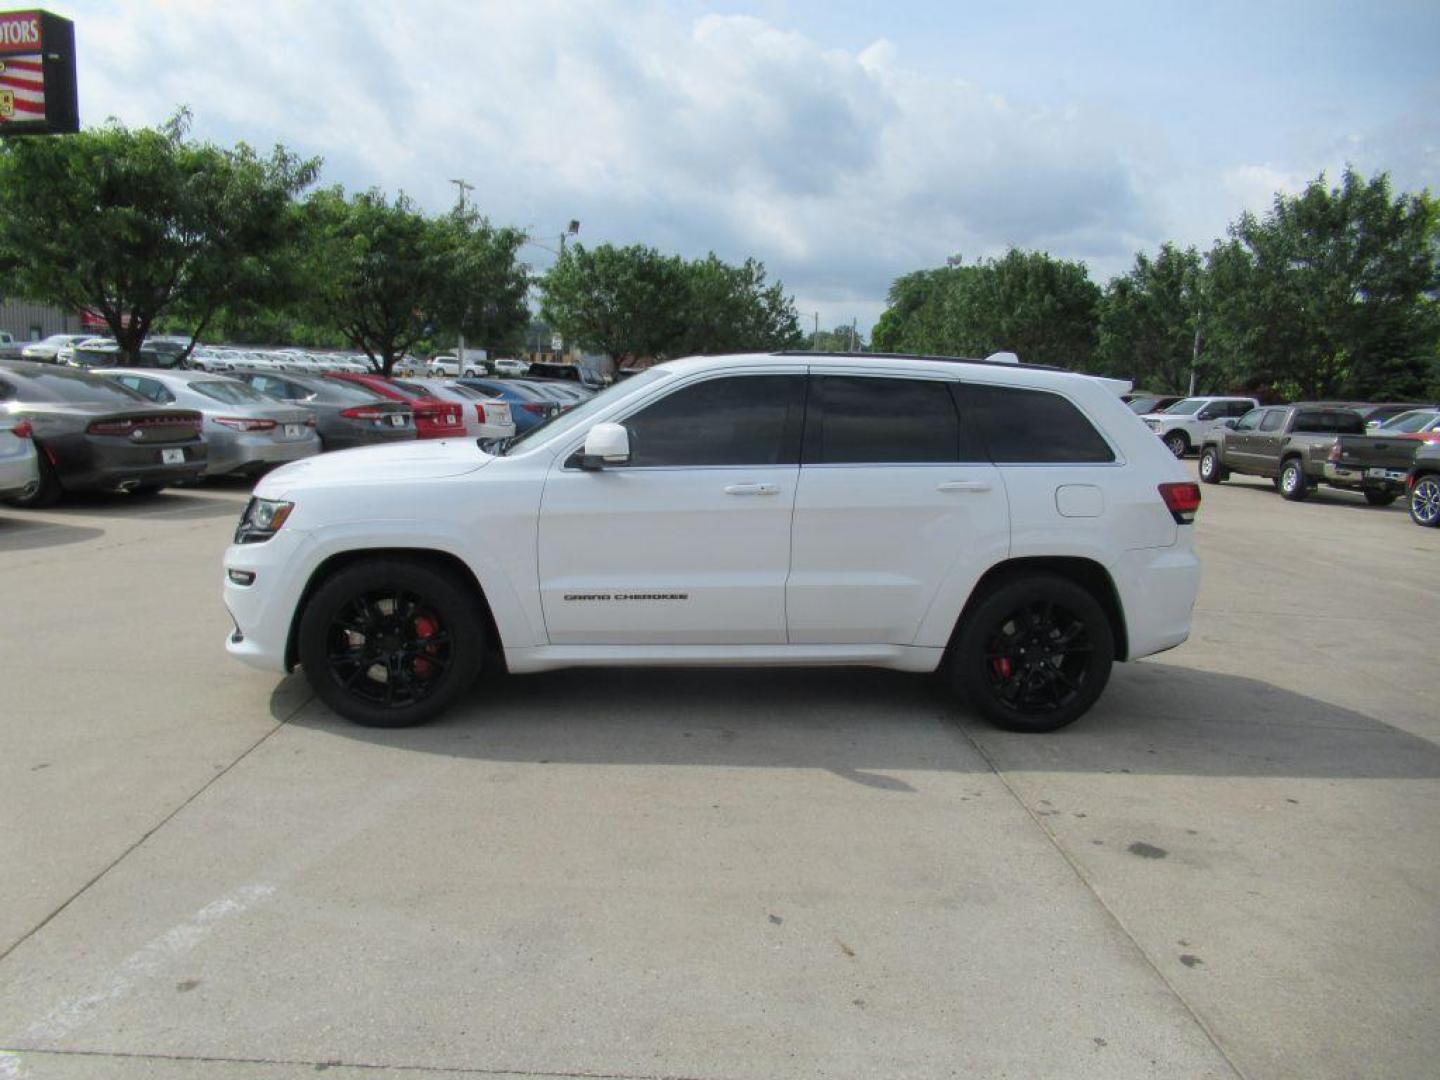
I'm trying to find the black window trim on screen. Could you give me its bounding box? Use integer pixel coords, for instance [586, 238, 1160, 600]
[959, 380, 1121, 467]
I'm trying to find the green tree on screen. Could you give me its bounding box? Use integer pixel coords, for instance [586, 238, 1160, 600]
[0, 111, 318, 363]
[677, 254, 804, 354]
[301, 188, 528, 374]
[1096, 244, 1208, 392]
[539, 243, 690, 364]
[811, 324, 866, 351]
[1204, 168, 1440, 400]
[870, 250, 1100, 367]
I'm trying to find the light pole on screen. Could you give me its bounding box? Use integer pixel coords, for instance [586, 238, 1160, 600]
[449, 180, 475, 368]
[523, 222, 580, 359]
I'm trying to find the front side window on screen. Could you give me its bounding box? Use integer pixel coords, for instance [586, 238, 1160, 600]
[621, 374, 805, 467]
[1234, 409, 1263, 432]
[807, 375, 966, 464]
[967, 384, 1115, 464]
[1259, 410, 1285, 432]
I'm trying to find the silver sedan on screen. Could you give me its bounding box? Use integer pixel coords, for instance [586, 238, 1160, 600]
[99, 369, 321, 477]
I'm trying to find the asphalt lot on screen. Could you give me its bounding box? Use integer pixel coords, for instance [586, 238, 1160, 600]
[0, 467, 1436, 1080]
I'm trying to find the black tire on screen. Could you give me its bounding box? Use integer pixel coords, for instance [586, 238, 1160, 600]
[1362, 488, 1398, 507]
[1410, 474, 1440, 527]
[1278, 458, 1309, 501]
[4, 449, 62, 509]
[130, 484, 167, 497]
[949, 573, 1115, 733]
[297, 558, 485, 727]
[1164, 431, 1190, 458]
[1198, 447, 1227, 484]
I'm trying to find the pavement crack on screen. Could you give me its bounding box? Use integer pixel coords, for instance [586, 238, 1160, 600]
[0, 1046, 715, 1080]
[0, 693, 312, 967]
[950, 717, 1252, 1080]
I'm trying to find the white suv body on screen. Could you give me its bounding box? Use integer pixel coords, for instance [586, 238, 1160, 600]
[224, 353, 1201, 732]
[1143, 396, 1258, 457]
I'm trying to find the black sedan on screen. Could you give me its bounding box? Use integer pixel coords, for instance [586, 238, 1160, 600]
[0, 361, 207, 508]
[229, 370, 415, 450]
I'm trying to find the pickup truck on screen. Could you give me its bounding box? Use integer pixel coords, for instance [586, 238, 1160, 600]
[1198, 404, 1378, 502]
[1322, 433, 1423, 505]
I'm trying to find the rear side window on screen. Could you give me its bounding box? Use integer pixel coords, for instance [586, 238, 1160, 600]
[806, 375, 969, 464]
[1294, 410, 1365, 435]
[622, 374, 805, 467]
[966, 384, 1115, 463]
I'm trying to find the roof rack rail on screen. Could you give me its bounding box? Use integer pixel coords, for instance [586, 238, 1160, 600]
[773, 349, 1073, 374]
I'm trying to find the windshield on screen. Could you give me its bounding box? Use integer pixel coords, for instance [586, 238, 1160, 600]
[1379, 409, 1439, 433]
[504, 368, 671, 455]
[191, 380, 274, 405]
[1163, 399, 1206, 415]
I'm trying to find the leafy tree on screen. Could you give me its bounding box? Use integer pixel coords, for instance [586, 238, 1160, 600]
[1096, 244, 1209, 393]
[0, 111, 318, 363]
[869, 250, 1100, 367]
[1204, 168, 1440, 400]
[677, 254, 804, 354]
[811, 324, 866, 352]
[301, 188, 528, 374]
[539, 243, 690, 364]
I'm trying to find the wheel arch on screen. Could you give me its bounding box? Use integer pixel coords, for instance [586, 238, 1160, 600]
[948, 556, 1129, 661]
[284, 547, 506, 673]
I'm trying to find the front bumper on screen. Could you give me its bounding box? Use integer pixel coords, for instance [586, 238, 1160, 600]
[223, 526, 315, 673]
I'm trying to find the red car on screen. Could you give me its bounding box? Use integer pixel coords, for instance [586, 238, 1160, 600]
[326, 373, 466, 440]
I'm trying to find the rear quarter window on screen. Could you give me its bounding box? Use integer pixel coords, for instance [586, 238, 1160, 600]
[965, 384, 1115, 464]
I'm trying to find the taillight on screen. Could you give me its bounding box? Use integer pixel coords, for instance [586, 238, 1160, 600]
[1159, 482, 1201, 524]
[474, 403, 487, 423]
[87, 419, 135, 436]
[10, 420, 32, 439]
[340, 406, 387, 420]
[521, 403, 546, 415]
[213, 417, 277, 432]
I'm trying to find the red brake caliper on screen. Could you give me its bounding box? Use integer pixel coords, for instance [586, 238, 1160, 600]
[991, 656, 1013, 679]
[413, 615, 439, 678]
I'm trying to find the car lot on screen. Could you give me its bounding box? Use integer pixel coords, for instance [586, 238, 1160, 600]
[0, 467, 1437, 1079]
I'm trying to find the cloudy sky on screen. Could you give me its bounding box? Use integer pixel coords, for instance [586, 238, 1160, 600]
[48, 0, 1440, 333]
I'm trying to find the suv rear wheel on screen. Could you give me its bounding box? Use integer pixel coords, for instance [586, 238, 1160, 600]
[950, 574, 1115, 733]
[298, 558, 485, 727]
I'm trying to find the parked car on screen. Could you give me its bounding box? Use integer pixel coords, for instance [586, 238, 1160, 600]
[1405, 442, 1440, 527]
[1123, 393, 1184, 416]
[100, 370, 321, 478]
[69, 342, 181, 371]
[326, 373, 466, 440]
[1374, 408, 1440, 443]
[230, 370, 415, 451]
[20, 333, 92, 364]
[400, 378, 516, 442]
[1198, 403, 1371, 501]
[426, 355, 459, 377]
[492, 358, 530, 376]
[1143, 396, 1258, 457]
[224, 352, 1201, 733]
[0, 360, 206, 507]
[520, 379, 595, 407]
[1354, 402, 1430, 429]
[0, 408, 41, 501]
[455, 377, 562, 434]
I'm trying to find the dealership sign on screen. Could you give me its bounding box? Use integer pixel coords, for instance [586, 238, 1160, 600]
[0, 10, 78, 135]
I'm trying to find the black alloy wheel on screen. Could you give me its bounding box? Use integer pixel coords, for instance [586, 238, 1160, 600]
[1410, 475, 1440, 527]
[298, 558, 485, 727]
[951, 574, 1115, 733]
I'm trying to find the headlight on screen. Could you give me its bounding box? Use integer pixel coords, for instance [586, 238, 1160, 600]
[235, 497, 294, 544]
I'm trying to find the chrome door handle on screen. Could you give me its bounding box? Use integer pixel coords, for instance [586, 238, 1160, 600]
[724, 483, 779, 496]
[937, 480, 992, 493]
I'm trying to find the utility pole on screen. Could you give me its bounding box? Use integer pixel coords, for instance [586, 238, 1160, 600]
[849, 317, 858, 352]
[449, 180, 475, 369]
[811, 312, 820, 349]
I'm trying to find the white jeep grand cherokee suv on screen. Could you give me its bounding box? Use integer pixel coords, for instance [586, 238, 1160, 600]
[224, 353, 1201, 732]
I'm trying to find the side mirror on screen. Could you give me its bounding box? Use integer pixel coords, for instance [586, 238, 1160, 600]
[579, 422, 630, 469]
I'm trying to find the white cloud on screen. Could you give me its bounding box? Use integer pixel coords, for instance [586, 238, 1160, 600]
[50, 1, 1430, 332]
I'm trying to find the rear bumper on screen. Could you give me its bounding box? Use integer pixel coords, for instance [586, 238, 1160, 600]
[1113, 543, 1201, 660]
[54, 437, 208, 491]
[207, 431, 321, 475]
[1324, 463, 1408, 490]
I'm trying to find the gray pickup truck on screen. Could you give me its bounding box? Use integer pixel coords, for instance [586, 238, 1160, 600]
[1198, 404, 1378, 502]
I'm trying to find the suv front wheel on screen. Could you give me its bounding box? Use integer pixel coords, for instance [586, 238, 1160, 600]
[297, 558, 485, 727]
[950, 574, 1115, 733]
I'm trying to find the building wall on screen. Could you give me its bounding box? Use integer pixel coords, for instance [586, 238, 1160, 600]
[0, 298, 83, 341]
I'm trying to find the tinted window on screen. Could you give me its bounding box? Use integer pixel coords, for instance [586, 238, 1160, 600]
[9, 369, 149, 405]
[967, 384, 1115, 463]
[1259, 410, 1285, 432]
[1380, 409, 1439, 433]
[315, 379, 389, 404]
[809, 375, 964, 464]
[1294, 410, 1364, 435]
[1226, 400, 1255, 417]
[622, 375, 804, 467]
[390, 379, 439, 399]
[111, 375, 171, 403]
[1164, 399, 1205, 415]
